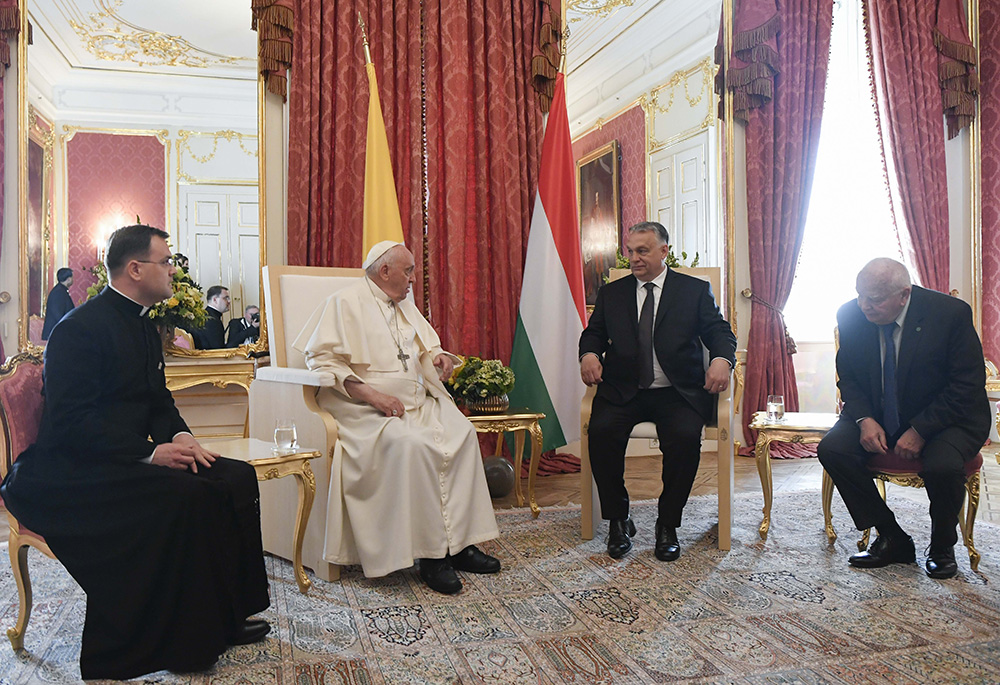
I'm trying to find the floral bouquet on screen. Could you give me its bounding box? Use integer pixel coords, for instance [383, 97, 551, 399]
[447, 356, 515, 402]
[147, 266, 208, 331]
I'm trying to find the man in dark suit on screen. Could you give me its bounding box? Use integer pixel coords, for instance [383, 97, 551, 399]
[579, 221, 736, 561]
[41, 267, 75, 340]
[818, 258, 989, 579]
[191, 284, 230, 349]
[226, 304, 260, 347]
[1, 225, 270, 679]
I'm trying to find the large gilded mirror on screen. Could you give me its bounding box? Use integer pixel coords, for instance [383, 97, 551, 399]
[17, 0, 266, 359]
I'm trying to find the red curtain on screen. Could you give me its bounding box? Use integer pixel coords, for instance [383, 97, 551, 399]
[287, 1, 425, 302]
[867, 0, 950, 292]
[741, 0, 833, 449]
[251, 0, 294, 100]
[422, 0, 545, 358]
[0, 0, 18, 361]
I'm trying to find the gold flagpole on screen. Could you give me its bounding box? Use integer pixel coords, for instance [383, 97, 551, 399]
[358, 12, 372, 65]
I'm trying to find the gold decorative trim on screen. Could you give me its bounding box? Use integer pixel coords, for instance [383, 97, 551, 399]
[176, 129, 259, 184]
[63, 0, 252, 69]
[646, 58, 716, 153]
[566, 0, 637, 20]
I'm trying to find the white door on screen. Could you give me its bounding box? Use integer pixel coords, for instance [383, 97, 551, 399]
[649, 131, 716, 266]
[180, 185, 260, 322]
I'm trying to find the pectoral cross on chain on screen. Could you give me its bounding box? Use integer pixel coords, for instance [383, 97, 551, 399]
[396, 347, 410, 371]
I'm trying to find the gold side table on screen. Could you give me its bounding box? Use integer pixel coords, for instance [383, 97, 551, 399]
[467, 411, 545, 518]
[748, 411, 839, 540]
[203, 438, 323, 593]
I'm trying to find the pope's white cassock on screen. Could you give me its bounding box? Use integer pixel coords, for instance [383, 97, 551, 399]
[292, 276, 499, 577]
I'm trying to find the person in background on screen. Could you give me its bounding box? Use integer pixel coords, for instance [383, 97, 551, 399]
[191, 285, 230, 349]
[227, 304, 260, 347]
[41, 267, 75, 340]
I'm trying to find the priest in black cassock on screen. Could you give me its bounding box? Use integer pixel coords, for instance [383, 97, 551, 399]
[1, 224, 271, 679]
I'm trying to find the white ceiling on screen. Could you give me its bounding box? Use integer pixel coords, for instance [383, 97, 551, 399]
[565, 0, 721, 135]
[27, 0, 257, 129]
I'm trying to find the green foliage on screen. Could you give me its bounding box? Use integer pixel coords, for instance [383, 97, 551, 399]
[447, 356, 515, 401]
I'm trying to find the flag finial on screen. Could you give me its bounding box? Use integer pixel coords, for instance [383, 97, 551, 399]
[357, 13, 372, 65]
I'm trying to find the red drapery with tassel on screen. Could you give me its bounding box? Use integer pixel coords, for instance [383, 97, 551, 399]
[738, 0, 833, 453]
[867, 0, 951, 292]
[251, 0, 293, 99]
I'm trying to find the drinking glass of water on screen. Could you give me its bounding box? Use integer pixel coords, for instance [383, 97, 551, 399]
[274, 419, 298, 452]
[766, 395, 785, 423]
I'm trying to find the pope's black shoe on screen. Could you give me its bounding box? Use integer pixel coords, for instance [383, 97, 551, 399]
[654, 521, 680, 561]
[925, 545, 958, 579]
[848, 534, 915, 568]
[419, 557, 463, 594]
[229, 619, 271, 646]
[607, 516, 636, 559]
[450, 545, 501, 574]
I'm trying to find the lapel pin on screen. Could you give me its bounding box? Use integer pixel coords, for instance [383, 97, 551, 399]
[915, 327, 921, 332]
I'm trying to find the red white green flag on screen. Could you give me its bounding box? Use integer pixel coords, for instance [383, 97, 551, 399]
[508, 73, 586, 451]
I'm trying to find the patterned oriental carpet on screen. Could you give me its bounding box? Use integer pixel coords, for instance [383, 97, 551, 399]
[3, 490, 1000, 684]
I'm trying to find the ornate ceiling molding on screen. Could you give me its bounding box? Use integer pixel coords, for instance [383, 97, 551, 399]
[566, 0, 637, 21]
[64, 0, 253, 69]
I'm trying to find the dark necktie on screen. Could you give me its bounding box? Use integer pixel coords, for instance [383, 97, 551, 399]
[881, 322, 900, 437]
[638, 282, 655, 389]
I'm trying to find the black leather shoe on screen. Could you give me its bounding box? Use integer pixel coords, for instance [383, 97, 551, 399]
[419, 557, 462, 594]
[450, 545, 501, 574]
[654, 522, 680, 561]
[607, 517, 636, 559]
[229, 619, 271, 646]
[848, 534, 915, 568]
[925, 545, 958, 579]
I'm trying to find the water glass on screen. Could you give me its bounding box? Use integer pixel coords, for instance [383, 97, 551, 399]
[766, 395, 785, 423]
[274, 419, 298, 451]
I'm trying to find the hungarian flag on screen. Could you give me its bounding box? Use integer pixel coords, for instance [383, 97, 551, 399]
[508, 73, 586, 451]
[361, 59, 404, 261]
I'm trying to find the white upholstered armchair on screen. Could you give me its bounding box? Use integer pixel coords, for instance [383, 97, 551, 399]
[249, 265, 363, 582]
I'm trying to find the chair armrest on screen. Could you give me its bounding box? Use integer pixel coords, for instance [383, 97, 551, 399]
[256, 367, 328, 386]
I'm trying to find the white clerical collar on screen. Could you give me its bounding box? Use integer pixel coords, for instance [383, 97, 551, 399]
[109, 283, 151, 317]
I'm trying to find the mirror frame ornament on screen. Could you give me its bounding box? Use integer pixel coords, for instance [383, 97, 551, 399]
[16, 1, 268, 359]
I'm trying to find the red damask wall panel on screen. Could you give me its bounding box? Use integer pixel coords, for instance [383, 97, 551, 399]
[981, 5, 1000, 363]
[65, 133, 166, 304]
[571, 104, 647, 249]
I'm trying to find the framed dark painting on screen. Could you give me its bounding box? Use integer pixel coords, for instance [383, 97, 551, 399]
[576, 140, 621, 305]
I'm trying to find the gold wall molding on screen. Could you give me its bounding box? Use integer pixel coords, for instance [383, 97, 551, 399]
[63, 0, 251, 69]
[176, 129, 258, 184]
[645, 57, 716, 153]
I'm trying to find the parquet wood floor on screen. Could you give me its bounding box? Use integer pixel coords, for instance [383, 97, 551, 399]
[3, 446, 998, 545]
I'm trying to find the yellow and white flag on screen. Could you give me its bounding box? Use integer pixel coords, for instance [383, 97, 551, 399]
[361, 60, 404, 262]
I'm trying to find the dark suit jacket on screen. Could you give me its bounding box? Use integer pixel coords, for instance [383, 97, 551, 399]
[192, 306, 225, 349]
[579, 269, 737, 423]
[835, 285, 989, 457]
[41, 282, 75, 340]
[225, 318, 258, 347]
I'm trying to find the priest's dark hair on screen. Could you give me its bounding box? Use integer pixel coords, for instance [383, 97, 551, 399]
[56, 267, 73, 283]
[628, 221, 669, 245]
[105, 224, 170, 276]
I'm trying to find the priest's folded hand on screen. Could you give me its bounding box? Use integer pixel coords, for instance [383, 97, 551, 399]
[173, 433, 220, 472]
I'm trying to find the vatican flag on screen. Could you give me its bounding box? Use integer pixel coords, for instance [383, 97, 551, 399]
[361, 60, 404, 263]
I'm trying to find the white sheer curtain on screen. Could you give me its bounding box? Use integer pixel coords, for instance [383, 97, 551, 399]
[783, 0, 912, 343]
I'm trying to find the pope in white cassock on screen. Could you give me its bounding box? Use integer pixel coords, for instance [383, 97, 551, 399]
[292, 240, 501, 594]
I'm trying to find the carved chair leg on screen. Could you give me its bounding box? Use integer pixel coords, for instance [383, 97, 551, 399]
[822, 470, 837, 543]
[6, 539, 32, 650]
[963, 473, 981, 572]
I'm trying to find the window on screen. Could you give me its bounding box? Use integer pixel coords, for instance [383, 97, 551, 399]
[782, 0, 912, 343]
